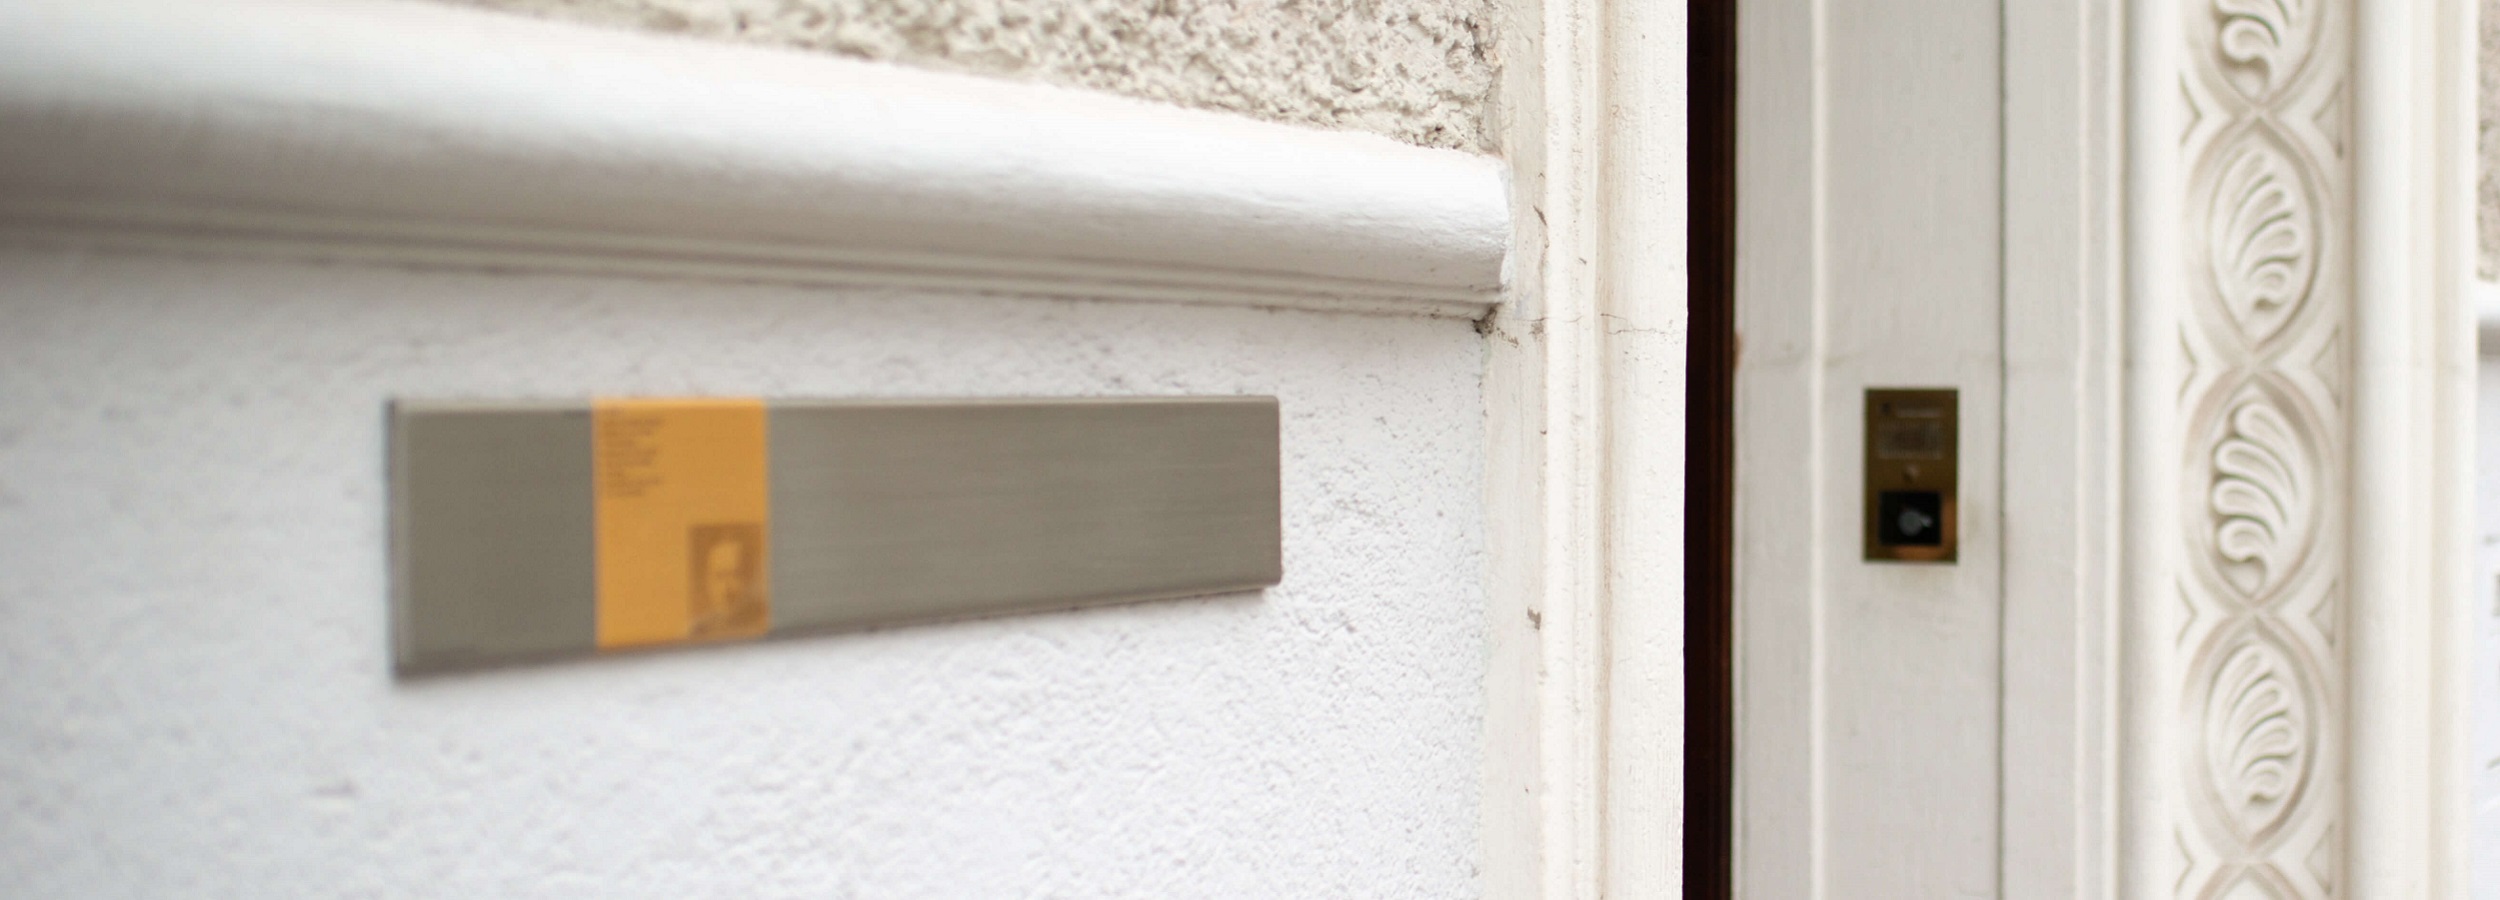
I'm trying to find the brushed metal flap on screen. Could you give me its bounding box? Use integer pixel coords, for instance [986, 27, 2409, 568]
[389, 397, 1281, 673]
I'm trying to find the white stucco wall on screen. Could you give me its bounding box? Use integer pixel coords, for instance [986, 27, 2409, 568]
[0, 248, 1487, 897]
[2480, 0, 2497, 276]
[436, 0, 1499, 152]
[2477, 348, 2500, 898]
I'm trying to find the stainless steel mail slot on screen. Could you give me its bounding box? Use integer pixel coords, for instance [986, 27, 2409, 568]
[390, 396, 1282, 673]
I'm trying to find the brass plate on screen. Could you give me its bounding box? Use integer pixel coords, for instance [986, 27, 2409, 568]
[1863, 388, 1957, 562]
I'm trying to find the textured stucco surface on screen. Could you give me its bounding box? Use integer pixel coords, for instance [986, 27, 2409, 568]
[437, 0, 1498, 152]
[2482, 0, 2498, 276]
[0, 249, 1487, 897]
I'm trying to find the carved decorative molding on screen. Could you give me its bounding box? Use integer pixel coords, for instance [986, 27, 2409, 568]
[2173, 0, 2348, 895]
[2208, 392, 2314, 597]
[2206, 141, 2318, 347]
[2201, 631, 2314, 837]
[2213, 0, 2319, 98]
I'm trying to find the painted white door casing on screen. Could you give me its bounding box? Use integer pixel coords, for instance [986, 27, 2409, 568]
[2151, 2, 2355, 894]
[2123, 0, 2479, 896]
[1477, 0, 1691, 894]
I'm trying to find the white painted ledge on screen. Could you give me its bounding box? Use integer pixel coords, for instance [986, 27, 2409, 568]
[0, 0, 1509, 317]
[2479, 280, 2500, 350]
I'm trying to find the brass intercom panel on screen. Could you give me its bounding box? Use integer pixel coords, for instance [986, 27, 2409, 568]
[1863, 389, 1957, 562]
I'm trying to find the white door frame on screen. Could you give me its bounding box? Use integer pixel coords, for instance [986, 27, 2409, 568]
[1478, 0, 1689, 897]
[2001, 0, 2127, 894]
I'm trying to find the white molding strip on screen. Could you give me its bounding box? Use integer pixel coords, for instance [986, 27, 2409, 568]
[0, 0, 1509, 317]
[2348, 0, 2479, 890]
[2119, 0, 2479, 896]
[2159, 0, 2355, 896]
[1476, 0, 1686, 894]
[2000, 0, 2124, 895]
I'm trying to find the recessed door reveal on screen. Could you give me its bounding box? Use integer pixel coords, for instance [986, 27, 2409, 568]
[1864, 388, 1958, 562]
[390, 396, 1282, 673]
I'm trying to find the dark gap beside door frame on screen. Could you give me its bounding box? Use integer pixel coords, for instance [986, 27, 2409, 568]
[1684, 0, 1738, 894]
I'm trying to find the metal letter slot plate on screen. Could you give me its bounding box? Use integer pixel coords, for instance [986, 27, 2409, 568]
[389, 397, 1281, 673]
[1863, 388, 1958, 562]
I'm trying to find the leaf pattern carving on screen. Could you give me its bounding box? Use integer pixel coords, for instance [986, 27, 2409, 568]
[2206, 140, 2316, 348]
[2178, 0, 2342, 892]
[2210, 395, 2313, 597]
[2204, 636, 2309, 838]
[2213, 0, 2316, 97]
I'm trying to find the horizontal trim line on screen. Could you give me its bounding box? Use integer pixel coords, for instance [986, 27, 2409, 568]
[0, 0, 1510, 317]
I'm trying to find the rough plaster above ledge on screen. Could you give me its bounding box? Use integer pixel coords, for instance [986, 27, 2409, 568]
[0, 0, 1511, 319]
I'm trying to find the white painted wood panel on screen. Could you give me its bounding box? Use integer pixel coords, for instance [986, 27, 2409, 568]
[1735, 0, 2004, 895]
[1999, 0, 2125, 896]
